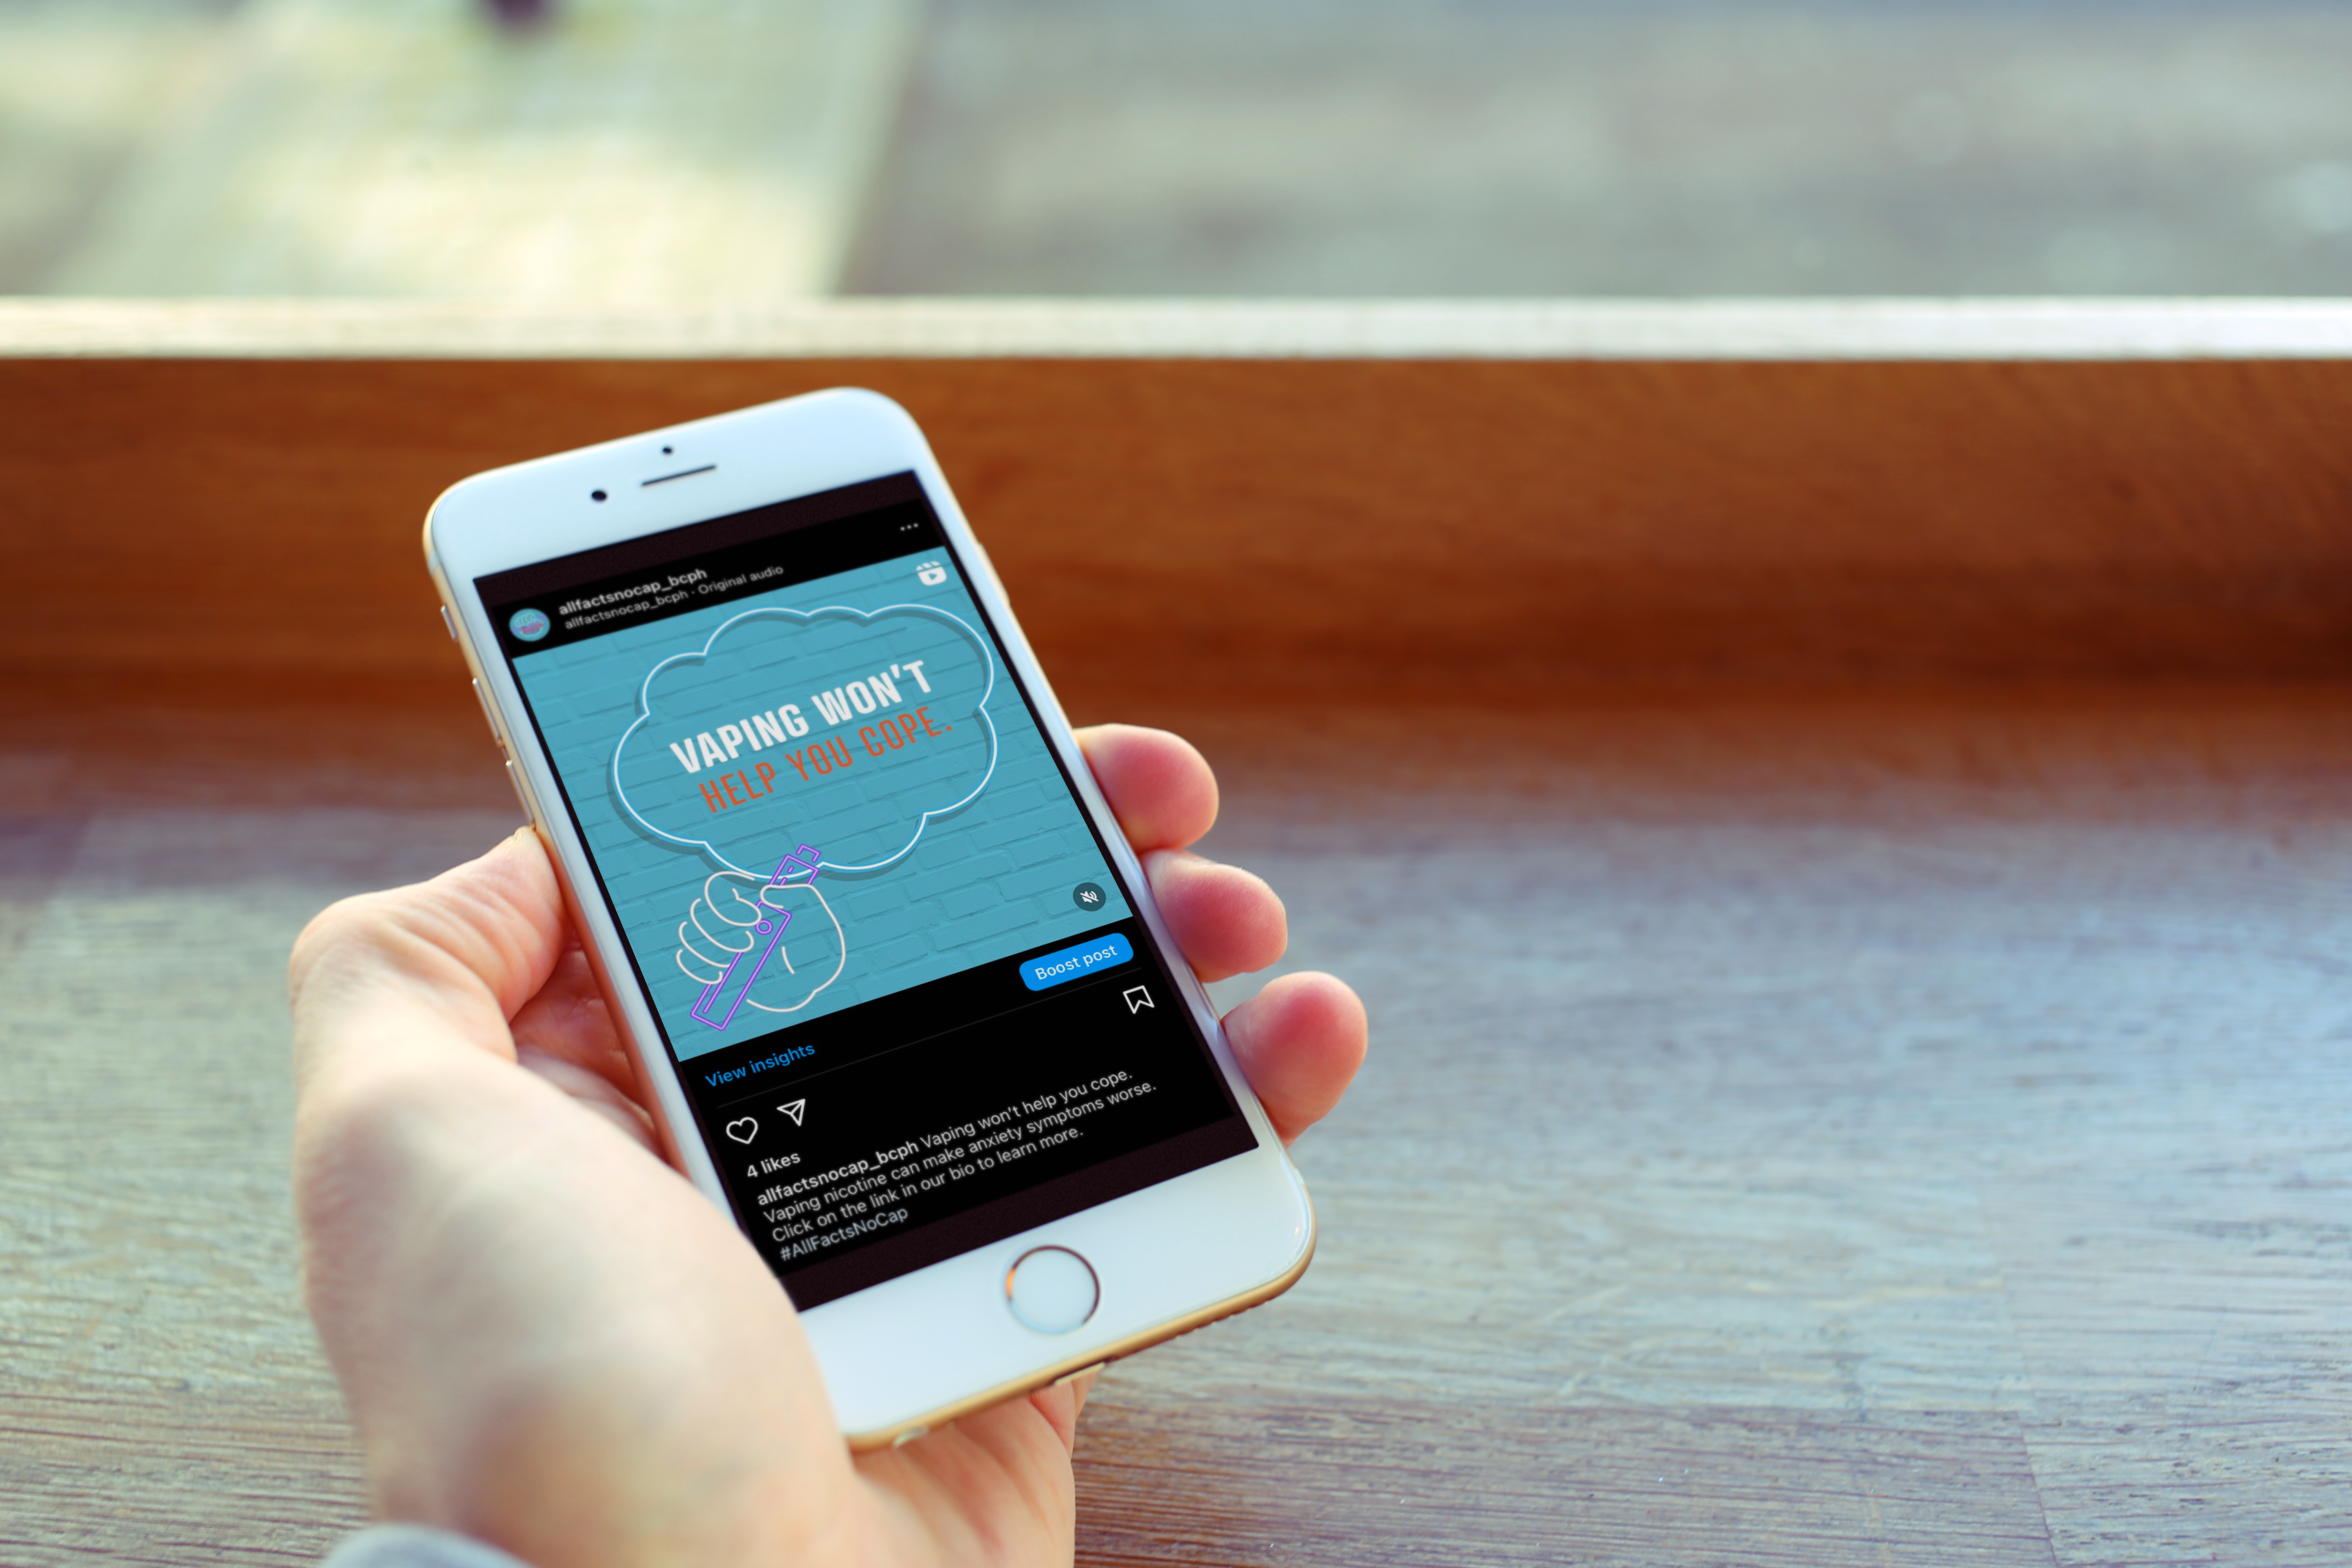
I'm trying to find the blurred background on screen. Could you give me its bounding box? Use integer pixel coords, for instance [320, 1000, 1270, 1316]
[2, 0, 2348, 302]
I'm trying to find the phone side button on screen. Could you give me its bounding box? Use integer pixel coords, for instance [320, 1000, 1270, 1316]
[1005, 1246, 1099, 1335]
[505, 760, 538, 825]
[471, 678, 504, 745]
[440, 604, 458, 641]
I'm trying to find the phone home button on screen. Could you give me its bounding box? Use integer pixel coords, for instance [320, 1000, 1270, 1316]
[1005, 1246, 1099, 1334]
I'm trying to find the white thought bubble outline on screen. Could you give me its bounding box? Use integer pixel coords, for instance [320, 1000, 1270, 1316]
[610, 601, 1000, 876]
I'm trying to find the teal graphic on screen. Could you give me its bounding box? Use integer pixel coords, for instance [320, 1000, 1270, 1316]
[510, 607, 551, 641]
[510, 550, 1128, 1061]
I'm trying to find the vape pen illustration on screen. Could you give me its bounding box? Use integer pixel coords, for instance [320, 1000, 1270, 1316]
[690, 844, 821, 1030]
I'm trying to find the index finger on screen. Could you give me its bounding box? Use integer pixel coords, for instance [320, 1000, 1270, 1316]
[1074, 724, 1219, 854]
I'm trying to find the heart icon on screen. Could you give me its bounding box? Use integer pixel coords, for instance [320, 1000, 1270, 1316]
[724, 1117, 759, 1145]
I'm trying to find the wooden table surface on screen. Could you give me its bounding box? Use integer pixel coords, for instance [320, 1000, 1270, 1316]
[3, 681, 2347, 1567]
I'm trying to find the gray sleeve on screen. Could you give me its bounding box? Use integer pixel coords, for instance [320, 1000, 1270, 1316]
[321, 1524, 537, 1568]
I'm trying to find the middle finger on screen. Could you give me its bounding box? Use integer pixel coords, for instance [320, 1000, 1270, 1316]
[1143, 849, 1287, 983]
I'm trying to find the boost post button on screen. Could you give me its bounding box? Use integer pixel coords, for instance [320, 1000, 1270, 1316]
[1017, 933, 1133, 992]
[1004, 1246, 1099, 1334]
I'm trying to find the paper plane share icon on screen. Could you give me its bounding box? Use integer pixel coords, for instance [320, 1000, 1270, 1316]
[778, 1098, 807, 1127]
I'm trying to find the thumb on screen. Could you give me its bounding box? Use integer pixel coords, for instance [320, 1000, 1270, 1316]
[290, 828, 566, 1088]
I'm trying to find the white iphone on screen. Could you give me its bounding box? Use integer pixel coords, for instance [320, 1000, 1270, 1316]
[423, 388, 1314, 1448]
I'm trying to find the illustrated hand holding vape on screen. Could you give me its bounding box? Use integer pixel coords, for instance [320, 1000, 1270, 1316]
[683, 843, 820, 1031]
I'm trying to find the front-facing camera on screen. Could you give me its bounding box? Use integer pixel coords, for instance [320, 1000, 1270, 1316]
[591, 489, 608, 502]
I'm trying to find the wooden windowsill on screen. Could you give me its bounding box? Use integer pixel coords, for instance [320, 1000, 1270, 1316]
[4, 295, 2352, 359]
[2, 303, 2347, 1567]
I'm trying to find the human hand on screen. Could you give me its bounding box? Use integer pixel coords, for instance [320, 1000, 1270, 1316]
[288, 724, 1366, 1568]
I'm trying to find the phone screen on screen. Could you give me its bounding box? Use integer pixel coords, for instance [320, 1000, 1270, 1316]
[474, 474, 1255, 1308]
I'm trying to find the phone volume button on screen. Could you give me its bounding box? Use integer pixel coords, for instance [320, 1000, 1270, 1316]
[505, 760, 538, 824]
[470, 678, 503, 745]
[439, 604, 458, 641]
